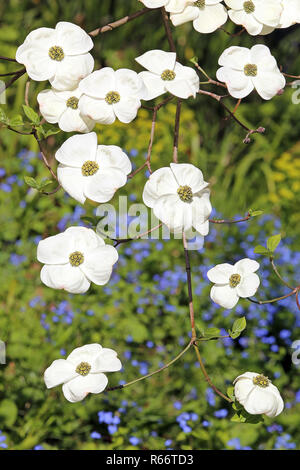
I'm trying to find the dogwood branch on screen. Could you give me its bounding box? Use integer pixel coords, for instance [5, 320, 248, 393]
[129, 96, 174, 179]
[106, 340, 194, 392]
[113, 223, 163, 247]
[248, 288, 299, 305]
[269, 257, 294, 290]
[173, 99, 182, 163]
[182, 234, 231, 403]
[89, 7, 150, 37]
[32, 129, 58, 182]
[161, 7, 176, 53]
[209, 212, 252, 224]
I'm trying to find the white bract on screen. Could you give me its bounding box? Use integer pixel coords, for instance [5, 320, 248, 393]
[277, 0, 300, 28]
[234, 372, 284, 417]
[37, 226, 118, 294]
[136, 49, 199, 100]
[143, 163, 212, 235]
[225, 0, 282, 35]
[170, 0, 228, 34]
[78, 67, 145, 124]
[55, 132, 131, 205]
[216, 45, 286, 100]
[207, 258, 260, 309]
[37, 85, 95, 133]
[44, 344, 122, 403]
[16, 22, 94, 90]
[139, 0, 187, 12]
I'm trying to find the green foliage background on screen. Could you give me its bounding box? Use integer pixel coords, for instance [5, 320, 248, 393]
[0, 0, 299, 450]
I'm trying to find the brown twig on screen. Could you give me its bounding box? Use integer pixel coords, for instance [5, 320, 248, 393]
[248, 289, 298, 305]
[32, 129, 58, 182]
[182, 233, 231, 403]
[183, 233, 196, 339]
[173, 99, 182, 163]
[270, 257, 294, 290]
[113, 223, 163, 247]
[0, 56, 17, 63]
[89, 7, 150, 37]
[220, 26, 245, 37]
[197, 90, 265, 143]
[0, 69, 25, 77]
[296, 290, 300, 312]
[160, 7, 176, 52]
[3, 68, 26, 90]
[209, 212, 251, 224]
[25, 79, 31, 107]
[128, 96, 174, 179]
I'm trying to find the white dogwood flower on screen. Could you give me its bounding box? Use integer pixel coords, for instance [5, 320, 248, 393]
[37, 85, 95, 133]
[139, 0, 187, 12]
[37, 226, 118, 294]
[277, 0, 300, 28]
[207, 258, 260, 309]
[44, 344, 122, 403]
[136, 49, 199, 100]
[216, 45, 286, 100]
[78, 68, 145, 124]
[170, 1, 228, 34]
[224, 0, 282, 35]
[55, 132, 131, 204]
[143, 163, 212, 235]
[16, 22, 94, 90]
[234, 372, 284, 417]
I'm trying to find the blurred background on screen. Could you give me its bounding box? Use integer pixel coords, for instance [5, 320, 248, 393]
[0, 0, 300, 450]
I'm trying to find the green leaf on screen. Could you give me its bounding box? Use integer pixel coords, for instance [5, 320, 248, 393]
[22, 105, 40, 125]
[38, 179, 53, 190]
[249, 209, 264, 217]
[24, 176, 38, 189]
[189, 56, 198, 65]
[267, 234, 281, 253]
[197, 326, 222, 340]
[9, 114, 24, 127]
[229, 317, 246, 339]
[227, 386, 235, 401]
[254, 245, 271, 256]
[231, 409, 264, 424]
[37, 123, 60, 139]
[0, 107, 8, 123]
[24, 176, 54, 192]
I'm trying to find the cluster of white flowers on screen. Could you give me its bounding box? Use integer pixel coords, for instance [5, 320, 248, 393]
[15, 13, 288, 413]
[140, 0, 300, 35]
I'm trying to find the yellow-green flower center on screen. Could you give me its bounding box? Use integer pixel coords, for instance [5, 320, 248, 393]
[48, 46, 64, 61]
[194, 0, 205, 8]
[69, 251, 84, 267]
[229, 273, 241, 288]
[66, 96, 79, 109]
[253, 374, 270, 388]
[244, 63, 258, 77]
[76, 361, 91, 376]
[81, 160, 99, 176]
[177, 185, 193, 203]
[243, 1, 255, 13]
[161, 69, 176, 81]
[105, 91, 120, 104]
